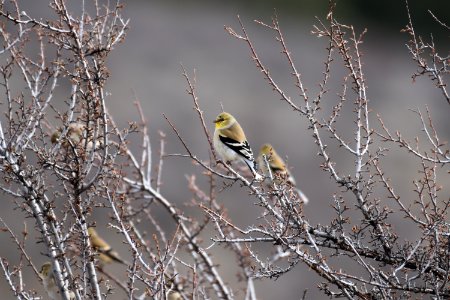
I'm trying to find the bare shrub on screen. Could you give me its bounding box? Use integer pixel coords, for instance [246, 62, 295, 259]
[0, 0, 448, 299]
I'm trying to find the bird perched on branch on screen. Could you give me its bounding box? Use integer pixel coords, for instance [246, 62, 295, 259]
[164, 273, 182, 300]
[88, 227, 127, 265]
[167, 290, 182, 300]
[39, 262, 75, 300]
[51, 122, 102, 151]
[257, 143, 309, 204]
[51, 123, 84, 146]
[213, 112, 261, 179]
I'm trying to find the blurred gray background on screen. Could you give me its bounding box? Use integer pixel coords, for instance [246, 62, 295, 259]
[1, 0, 449, 299]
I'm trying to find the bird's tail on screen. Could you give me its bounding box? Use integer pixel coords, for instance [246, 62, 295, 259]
[245, 159, 262, 180]
[103, 249, 129, 265]
[296, 188, 309, 205]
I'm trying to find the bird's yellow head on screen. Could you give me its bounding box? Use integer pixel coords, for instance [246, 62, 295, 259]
[40, 262, 52, 277]
[259, 144, 274, 157]
[214, 112, 235, 129]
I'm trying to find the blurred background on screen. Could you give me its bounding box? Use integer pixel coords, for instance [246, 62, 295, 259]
[1, 0, 449, 299]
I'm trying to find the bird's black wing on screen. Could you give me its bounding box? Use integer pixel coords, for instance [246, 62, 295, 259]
[219, 135, 254, 161]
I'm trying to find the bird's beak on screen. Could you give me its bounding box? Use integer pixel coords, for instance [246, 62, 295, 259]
[213, 119, 219, 123]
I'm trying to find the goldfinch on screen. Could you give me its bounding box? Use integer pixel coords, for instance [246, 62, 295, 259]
[257, 144, 309, 204]
[213, 112, 260, 179]
[39, 262, 75, 300]
[165, 274, 182, 300]
[51, 123, 84, 146]
[167, 290, 182, 300]
[88, 227, 126, 265]
[51, 123, 101, 151]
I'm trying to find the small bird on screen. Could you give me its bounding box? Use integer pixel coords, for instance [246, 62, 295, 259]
[39, 262, 75, 300]
[51, 123, 85, 146]
[257, 144, 309, 204]
[167, 290, 182, 300]
[88, 227, 126, 265]
[165, 274, 182, 300]
[51, 123, 101, 151]
[213, 112, 260, 179]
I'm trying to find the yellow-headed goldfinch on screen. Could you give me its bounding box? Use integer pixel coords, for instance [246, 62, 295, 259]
[257, 144, 309, 204]
[88, 227, 126, 265]
[39, 262, 75, 300]
[213, 112, 260, 179]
